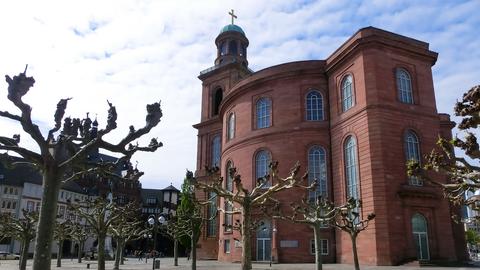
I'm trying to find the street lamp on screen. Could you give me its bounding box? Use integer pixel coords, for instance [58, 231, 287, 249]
[147, 214, 166, 270]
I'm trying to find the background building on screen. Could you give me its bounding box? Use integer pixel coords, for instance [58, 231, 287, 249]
[194, 22, 467, 265]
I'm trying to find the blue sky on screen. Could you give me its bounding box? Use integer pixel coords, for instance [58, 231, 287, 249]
[0, 0, 478, 189]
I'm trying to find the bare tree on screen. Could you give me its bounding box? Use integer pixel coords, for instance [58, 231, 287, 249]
[333, 198, 375, 270]
[67, 222, 92, 263]
[0, 68, 162, 270]
[108, 203, 145, 270]
[53, 220, 71, 267]
[158, 214, 186, 266]
[69, 197, 123, 270]
[191, 161, 313, 270]
[409, 85, 480, 222]
[268, 196, 338, 270]
[0, 210, 38, 270]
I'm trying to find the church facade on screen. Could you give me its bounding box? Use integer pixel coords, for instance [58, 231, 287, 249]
[193, 21, 466, 265]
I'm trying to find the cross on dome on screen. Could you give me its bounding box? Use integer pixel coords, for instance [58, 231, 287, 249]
[228, 9, 237, 24]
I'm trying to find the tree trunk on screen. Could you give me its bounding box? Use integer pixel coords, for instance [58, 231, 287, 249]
[173, 239, 178, 266]
[120, 242, 125, 265]
[241, 203, 252, 270]
[113, 239, 123, 270]
[313, 225, 323, 270]
[78, 241, 83, 263]
[19, 239, 29, 270]
[33, 169, 62, 270]
[57, 240, 63, 267]
[191, 230, 197, 270]
[98, 233, 106, 270]
[351, 234, 360, 270]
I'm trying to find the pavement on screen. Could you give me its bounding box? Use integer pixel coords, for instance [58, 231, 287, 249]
[0, 257, 479, 270]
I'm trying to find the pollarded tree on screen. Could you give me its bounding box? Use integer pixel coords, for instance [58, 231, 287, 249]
[158, 214, 186, 267]
[191, 161, 314, 270]
[67, 222, 92, 263]
[0, 68, 162, 270]
[333, 198, 375, 270]
[0, 209, 38, 270]
[108, 203, 145, 270]
[269, 196, 339, 270]
[53, 220, 71, 268]
[408, 85, 480, 223]
[69, 197, 124, 270]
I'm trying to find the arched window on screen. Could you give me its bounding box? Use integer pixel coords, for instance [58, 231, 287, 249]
[412, 214, 430, 260]
[306, 90, 323, 121]
[396, 68, 413, 104]
[224, 161, 234, 232]
[220, 42, 227, 56]
[207, 191, 217, 237]
[229, 40, 238, 55]
[226, 161, 233, 192]
[227, 113, 235, 140]
[344, 136, 359, 199]
[211, 135, 221, 167]
[405, 130, 422, 186]
[255, 150, 271, 187]
[256, 98, 271, 129]
[308, 146, 327, 199]
[213, 88, 223, 116]
[341, 75, 354, 112]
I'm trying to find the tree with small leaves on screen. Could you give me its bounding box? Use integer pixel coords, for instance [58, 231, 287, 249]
[108, 203, 145, 270]
[67, 222, 92, 263]
[408, 85, 480, 222]
[53, 220, 71, 268]
[191, 161, 314, 270]
[0, 210, 38, 270]
[69, 197, 124, 270]
[268, 196, 338, 270]
[0, 68, 162, 270]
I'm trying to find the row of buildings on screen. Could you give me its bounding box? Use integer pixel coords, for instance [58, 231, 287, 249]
[193, 19, 467, 265]
[0, 153, 180, 257]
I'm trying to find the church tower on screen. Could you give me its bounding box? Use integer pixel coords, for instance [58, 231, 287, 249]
[194, 10, 252, 259]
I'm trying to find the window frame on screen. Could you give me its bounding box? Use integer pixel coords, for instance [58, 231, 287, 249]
[310, 239, 329, 255]
[404, 130, 422, 186]
[227, 113, 235, 141]
[255, 97, 272, 129]
[224, 239, 231, 253]
[308, 145, 327, 200]
[255, 150, 272, 188]
[207, 191, 217, 237]
[341, 75, 354, 112]
[306, 90, 324, 121]
[211, 135, 221, 168]
[344, 136, 359, 200]
[396, 68, 414, 104]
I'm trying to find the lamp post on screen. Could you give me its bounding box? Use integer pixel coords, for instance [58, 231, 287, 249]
[147, 214, 166, 270]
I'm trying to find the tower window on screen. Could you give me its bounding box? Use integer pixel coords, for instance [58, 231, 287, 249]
[227, 113, 235, 140]
[220, 42, 227, 56]
[213, 88, 223, 116]
[229, 40, 238, 55]
[255, 150, 271, 188]
[405, 130, 422, 186]
[211, 135, 221, 167]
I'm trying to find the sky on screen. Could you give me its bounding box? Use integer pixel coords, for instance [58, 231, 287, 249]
[0, 0, 479, 190]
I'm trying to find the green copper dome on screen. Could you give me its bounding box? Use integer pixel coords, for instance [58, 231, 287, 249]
[220, 24, 245, 35]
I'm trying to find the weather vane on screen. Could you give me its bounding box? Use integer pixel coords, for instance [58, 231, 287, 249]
[229, 9, 237, 24]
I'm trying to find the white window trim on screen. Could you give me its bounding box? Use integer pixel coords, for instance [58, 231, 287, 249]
[310, 239, 328, 255]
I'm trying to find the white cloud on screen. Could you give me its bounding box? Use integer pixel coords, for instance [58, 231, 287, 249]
[0, 0, 478, 189]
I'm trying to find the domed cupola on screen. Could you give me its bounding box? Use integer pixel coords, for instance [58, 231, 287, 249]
[214, 9, 249, 67]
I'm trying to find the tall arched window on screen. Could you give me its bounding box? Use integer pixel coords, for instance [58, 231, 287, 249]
[341, 75, 354, 112]
[412, 214, 430, 260]
[256, 98, 271, 129]
[308, 146, 327, 200]
[306, 90, 323, 121]
[211, 135, 221, 167]
[255, 150, 271, 187]
[207, 191, 217, 236]
[213, 88, 223, 116]
[405, 130, 422, 186]
[224, 161, 233, 231]
[344, 136, 359, 199]
[227, 113, 235, 140]
[396, 68, 413, 104]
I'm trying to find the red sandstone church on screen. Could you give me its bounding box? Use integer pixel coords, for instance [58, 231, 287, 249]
[193, 18, 466, 265]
